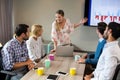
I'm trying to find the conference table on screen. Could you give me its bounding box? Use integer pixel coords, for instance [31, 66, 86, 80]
[20, 52, 86, 80]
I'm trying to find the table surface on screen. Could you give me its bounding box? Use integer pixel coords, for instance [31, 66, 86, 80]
[20, 52, 86, 80]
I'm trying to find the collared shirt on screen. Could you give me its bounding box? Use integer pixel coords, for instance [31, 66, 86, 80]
[91, 41, 120, 80]
[26, 36, 45, 61]
[1, 37, 29, 70]
[51, 19, 74, 45]
[99, 38, 104, 42]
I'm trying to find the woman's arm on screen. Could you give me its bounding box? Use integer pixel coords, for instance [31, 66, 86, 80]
[50, 39, 57, 52]
[53, 39, 57, 50]
[74, 18, 88, 28]
[51, 22, 58, 52]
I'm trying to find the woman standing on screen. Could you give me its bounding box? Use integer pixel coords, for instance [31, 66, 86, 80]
[51, 10, 87, 52]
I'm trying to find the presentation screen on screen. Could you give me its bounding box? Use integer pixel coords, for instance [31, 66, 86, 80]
[84, 0, 120, 26]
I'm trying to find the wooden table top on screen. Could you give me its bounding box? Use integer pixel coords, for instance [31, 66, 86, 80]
[21, 52, 86, 80]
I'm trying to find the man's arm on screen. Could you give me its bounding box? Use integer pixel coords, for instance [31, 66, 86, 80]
[85, 58, 98, 65]
[13, 59, 34, 70]
[2, 44, 35, 70]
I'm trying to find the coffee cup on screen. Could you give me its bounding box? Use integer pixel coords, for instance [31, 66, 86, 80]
[70, 68, 76, 76]
[49, 54, 54, 61]
[37, 67, 44, 76]
[74, 55, 80, 61]
[45, 59, 51, 68]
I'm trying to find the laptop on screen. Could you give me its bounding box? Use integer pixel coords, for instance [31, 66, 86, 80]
[55, 45, 74, 57]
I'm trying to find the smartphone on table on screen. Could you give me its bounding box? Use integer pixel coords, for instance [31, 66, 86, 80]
[46, 74, 58, 80]
[56, 71, 68, 76]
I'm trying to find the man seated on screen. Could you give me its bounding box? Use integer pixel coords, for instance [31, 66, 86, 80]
[1, 24, 35, 80]
[84, 22, 120, 80]
[79, 22, 107, 68]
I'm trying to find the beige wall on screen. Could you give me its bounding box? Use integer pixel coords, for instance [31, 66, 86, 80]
[13, 0, 98, 51]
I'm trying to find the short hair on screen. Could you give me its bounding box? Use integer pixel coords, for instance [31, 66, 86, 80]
[56, 10, 64, 17]
[97, 22, 107, 35]
[15, 24, 29, 36]
[108, 22, 120, 40]
[31, 24, 43, 36]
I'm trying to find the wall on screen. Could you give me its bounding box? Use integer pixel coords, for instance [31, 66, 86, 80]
[13, 0, 98, 51]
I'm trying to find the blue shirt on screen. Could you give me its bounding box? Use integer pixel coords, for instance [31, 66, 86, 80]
[1, 37, 29, 70]
[85, 38, 106, 65]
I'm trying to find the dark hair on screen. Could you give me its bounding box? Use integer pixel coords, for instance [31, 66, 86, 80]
[97, 22, 107, 35]
[108, 22, 120, 40]
[15, 24, 29, 36]
[56, 10, 64, 17]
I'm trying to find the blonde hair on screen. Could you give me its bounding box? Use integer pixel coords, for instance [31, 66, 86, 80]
[31, 24, 43, 36]
[55, 22, 61, 31]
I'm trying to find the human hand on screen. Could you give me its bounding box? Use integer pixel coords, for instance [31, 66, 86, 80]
[25, 59, 35, 70]
[84, 75, 91, 80]
[50, 49, 56, 53]
[26, 59, 33, 65]
[82, 54, 88, 59]
[28, 63, 35, 70]
[84, 74, 93, 80]
[80, 17, 88, 24]
[78, 58, 85, 63]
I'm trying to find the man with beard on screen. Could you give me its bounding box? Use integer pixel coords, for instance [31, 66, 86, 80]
[84, 22, 120, 80]
[1, 24, 35, 80]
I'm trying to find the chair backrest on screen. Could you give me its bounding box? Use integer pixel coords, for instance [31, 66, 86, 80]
[0, 47, 3, 70]
[0, 47, 17, 80]
[112, 64, 120, 80]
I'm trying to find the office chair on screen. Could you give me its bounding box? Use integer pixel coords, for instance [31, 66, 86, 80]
[0, 47, 16, 80]
[112, 63, 120, 80]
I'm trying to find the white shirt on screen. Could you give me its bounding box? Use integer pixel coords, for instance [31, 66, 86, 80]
[26, 36, 45, 61]
[91, 41, 120, 80]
